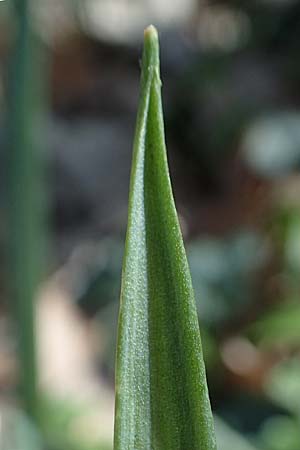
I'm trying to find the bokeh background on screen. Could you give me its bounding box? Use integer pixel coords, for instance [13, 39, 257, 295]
[1, 1, 300, 449]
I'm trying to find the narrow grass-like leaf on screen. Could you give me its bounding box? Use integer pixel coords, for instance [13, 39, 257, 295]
[114, 26, 217, 450]
[7, 0, 47, 421]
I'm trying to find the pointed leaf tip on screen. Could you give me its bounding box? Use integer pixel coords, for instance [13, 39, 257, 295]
[144, 25, 158, 39]
[142, 25, 160, 78]
[114, 26, 217, 450]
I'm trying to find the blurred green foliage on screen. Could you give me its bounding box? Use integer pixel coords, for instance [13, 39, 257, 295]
[3, 0, 300, 449]
[39, 397, 111, 450]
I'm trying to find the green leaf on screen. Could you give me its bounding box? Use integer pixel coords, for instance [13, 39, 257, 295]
[8, 0, 47, 421]
[114, 25, 217, 450]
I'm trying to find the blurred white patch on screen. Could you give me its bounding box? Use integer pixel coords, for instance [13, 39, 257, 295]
[34, 0, 196, 44]
[80, 0, 196, 42]
[37, 278, 114, 444]
[242, 113, 300, 177]
[197, 5, 251, 51]
[33, 0, 77, 43]
[221, 337, 261, 375]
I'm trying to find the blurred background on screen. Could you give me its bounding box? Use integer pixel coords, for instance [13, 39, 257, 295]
[1, 0, 300, 449]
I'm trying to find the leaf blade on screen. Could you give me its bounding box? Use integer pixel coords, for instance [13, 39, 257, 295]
[114, 25, 217, 450]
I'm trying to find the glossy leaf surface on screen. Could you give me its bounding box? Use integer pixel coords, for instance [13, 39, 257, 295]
[114, 25, 217, 450]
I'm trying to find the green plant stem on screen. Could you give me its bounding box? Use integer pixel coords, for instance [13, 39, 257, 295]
[8, 0, 46, 421]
